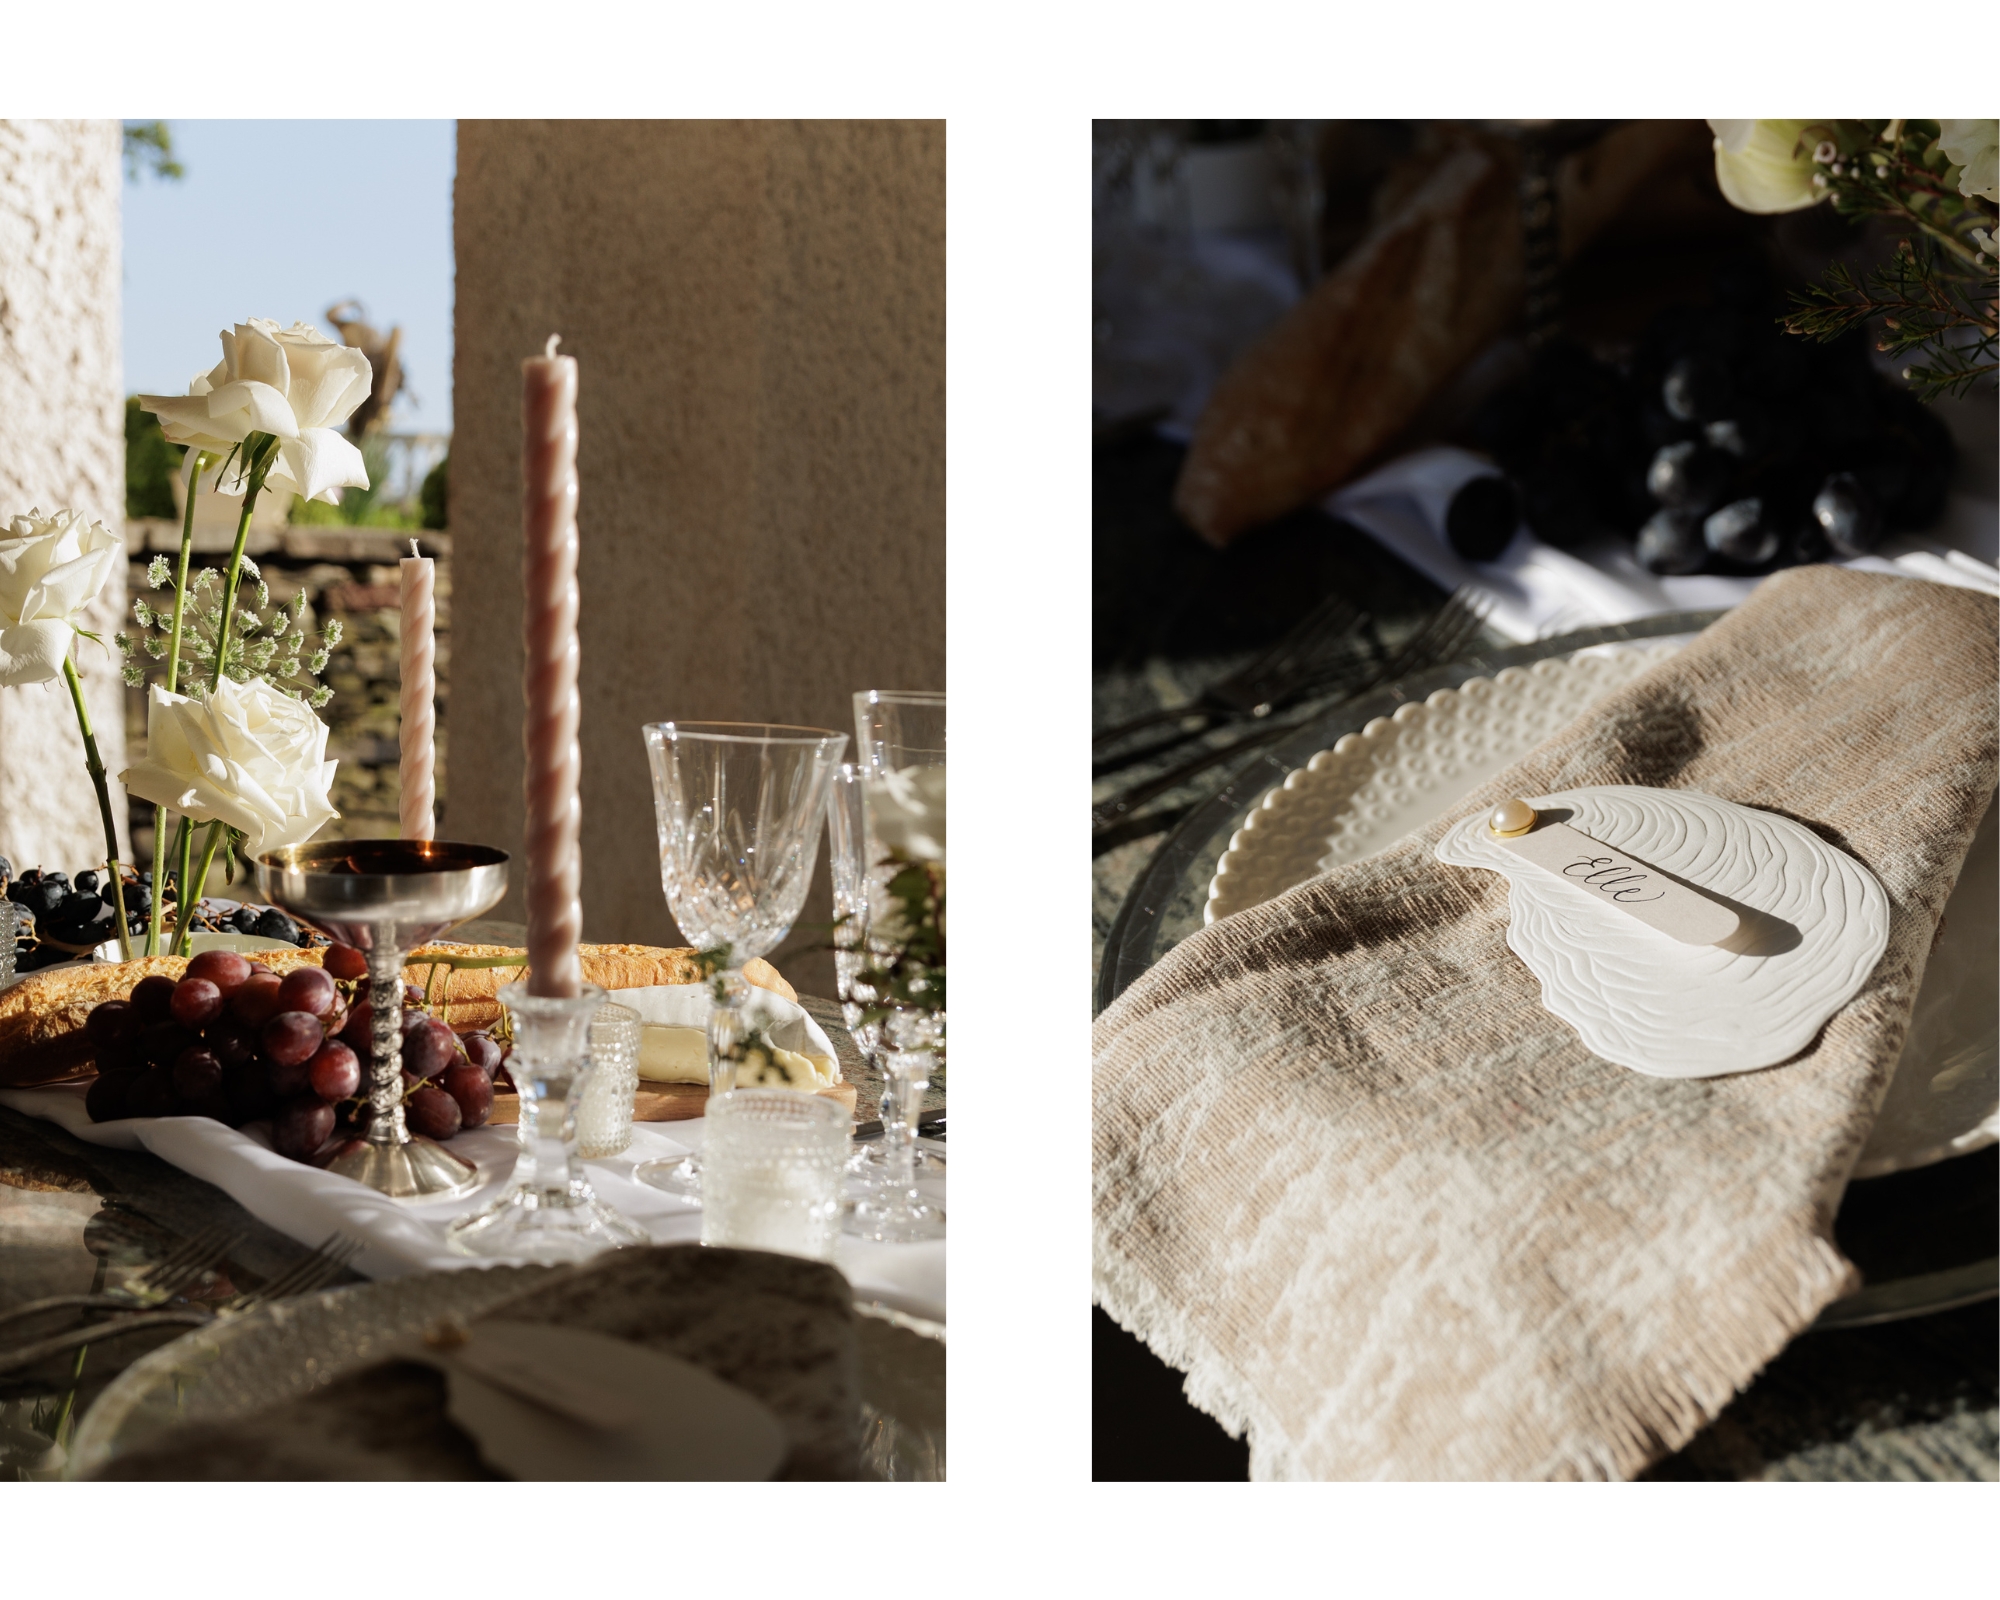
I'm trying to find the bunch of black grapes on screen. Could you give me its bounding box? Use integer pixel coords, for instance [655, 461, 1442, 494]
[84, 944, 506, 1162]
[1456, 267, 1954, 576]
[4, 859, 319, 974]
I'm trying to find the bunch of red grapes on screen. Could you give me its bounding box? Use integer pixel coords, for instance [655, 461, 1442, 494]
[84, 945, 508, 1164]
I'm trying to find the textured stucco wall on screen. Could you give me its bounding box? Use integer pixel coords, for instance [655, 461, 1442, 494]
[452, 121, 945, 991]
[0, 120, 127, 876]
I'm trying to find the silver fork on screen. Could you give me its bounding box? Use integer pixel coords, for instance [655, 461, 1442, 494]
[0, 1232, 363, 1378]
[1092, 589, 1492, 835]
[0, 1222, 243, 1332]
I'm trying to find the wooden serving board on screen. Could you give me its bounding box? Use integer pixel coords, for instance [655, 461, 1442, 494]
[489, 1077, 857, 1127]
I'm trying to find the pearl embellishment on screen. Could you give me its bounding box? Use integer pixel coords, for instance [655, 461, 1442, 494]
[1488, 797, 1538, 837]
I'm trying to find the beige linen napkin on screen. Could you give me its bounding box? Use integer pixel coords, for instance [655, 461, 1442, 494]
[1093, 567, 1997, 1480]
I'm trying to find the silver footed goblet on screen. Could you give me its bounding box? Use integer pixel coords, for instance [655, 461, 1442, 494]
[256, 840, 509, 1200]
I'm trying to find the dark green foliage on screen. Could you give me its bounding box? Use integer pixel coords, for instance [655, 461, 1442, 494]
[125, 397, 184, 519]
[122, 122, 183, 183]
[420, 452, 449, 530]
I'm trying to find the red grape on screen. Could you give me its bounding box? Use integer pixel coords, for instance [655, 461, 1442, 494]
[440, 1061, 494, 1129]
[277, 966, 337, 1018]
[404, 983, 425, 1008]
[131, 974, 177, 1022]
[307, 1040, 362, 1101]
[341, 998, 373, 1049]
[140, 1021, 197, 1068]
[85, 999, 136, 1045]
[231, 971, 285, 1027]
[405, 1085, 462, 1141]
[322, 943, 368, 981]
[169, 977, 224, 1029]
[171, 1045, 223, 1100]
[208, 1018, 258, 1070]
[272, 1096, 336, 1160]
[128, 1070, 180, 1118]
[261, 1010, 324, 1067]
[185, 949, 254, 997]
[92, 1035, 147, 1075]
[463, 1032, 503, 1077]
[86, 1071, 140, 1123]
[223, 1061, 276, 1122]
[403, 1016, 457, 1080]
[247, 961, 274, 976]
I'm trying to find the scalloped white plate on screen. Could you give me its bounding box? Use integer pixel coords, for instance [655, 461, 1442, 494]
[1201, 643, 1995, 1167]
[1207, 643, 1682, 925]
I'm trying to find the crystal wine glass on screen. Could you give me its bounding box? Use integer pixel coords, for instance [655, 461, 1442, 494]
[843, 690, 945, 1243]
[632, 721, 846, 1199]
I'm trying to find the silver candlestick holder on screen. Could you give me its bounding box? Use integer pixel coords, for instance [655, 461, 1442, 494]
[256, 839, 509, 1200]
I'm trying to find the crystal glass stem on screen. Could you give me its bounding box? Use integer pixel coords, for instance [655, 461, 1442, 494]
[447, 982, 649, 1261]
[881, 1048, 930, 1190]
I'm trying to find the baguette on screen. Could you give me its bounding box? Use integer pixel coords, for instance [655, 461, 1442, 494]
[1174, 121, 1703, 545]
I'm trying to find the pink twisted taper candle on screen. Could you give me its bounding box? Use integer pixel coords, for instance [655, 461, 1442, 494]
[522, 334, 583, 998]
[398, 539, 436, 841]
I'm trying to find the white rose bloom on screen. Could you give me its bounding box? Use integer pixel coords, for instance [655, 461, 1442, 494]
[1707, 119, 1823, 214]
[0, 508, 122, 687]
[1938, 119, 1998, 203]
[138, 319, 373, 504]
[867, 763, 946, 864]
[120, 677, 339, 856]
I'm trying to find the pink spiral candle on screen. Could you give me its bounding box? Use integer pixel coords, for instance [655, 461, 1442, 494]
[398, 540, 436, 841]
[521, 334, 584, 998]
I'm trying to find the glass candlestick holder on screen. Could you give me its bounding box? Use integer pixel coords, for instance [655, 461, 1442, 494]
[446, 982, 649, 1262]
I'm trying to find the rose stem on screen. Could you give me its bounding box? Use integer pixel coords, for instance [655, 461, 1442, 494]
[145, 447, 210, 957]
[172, 820, 227, 958]
[61, 656, 132, 961]
[178, 437, 279, 955]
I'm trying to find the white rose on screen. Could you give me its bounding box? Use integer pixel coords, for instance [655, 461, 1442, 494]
[866, 763, 946, 864]
[0, 508, 122, 687]
[119, 676, 339, 856]
[138, 319, 373, 504]
[1707, 119, 1823, 214]
[1938, 119, 1998, 203]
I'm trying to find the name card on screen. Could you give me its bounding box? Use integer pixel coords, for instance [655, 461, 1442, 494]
[1498, 820, 1740, 946]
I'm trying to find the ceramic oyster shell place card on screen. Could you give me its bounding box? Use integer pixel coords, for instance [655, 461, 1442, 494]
[1436, 785, 1890, 1079]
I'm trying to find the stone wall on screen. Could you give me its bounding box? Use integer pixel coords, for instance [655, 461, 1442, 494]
[0, 121, 127, 877]
[451, 121, 946, 994]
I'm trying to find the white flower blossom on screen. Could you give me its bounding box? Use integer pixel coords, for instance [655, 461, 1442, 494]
[1707, 120, 1824, 214]
[120, 676, 339, 855]
[138, 319, 373, 505]
[0, 508, 122, 687]
[1938, 120, 1998, 203]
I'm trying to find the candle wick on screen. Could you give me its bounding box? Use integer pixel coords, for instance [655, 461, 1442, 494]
[545, 334, 561, 359]
[409, 538, 420, 559]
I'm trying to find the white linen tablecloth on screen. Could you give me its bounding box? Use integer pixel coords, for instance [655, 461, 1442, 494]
[0, 1084, 945, 1325]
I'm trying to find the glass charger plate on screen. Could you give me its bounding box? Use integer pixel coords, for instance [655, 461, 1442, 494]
[67, 1266, 943, 1481]
[1098, 611, 1997, 1326]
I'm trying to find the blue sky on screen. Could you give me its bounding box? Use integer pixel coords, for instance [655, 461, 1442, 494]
[123, 121, 456, 433]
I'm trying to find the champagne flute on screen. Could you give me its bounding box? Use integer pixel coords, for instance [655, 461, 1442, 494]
[843, 690, 945, 1243]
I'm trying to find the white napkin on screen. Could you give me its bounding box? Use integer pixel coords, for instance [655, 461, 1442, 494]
[0, 1085, 944, 1325]
[1330, 444, 2000, 643]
